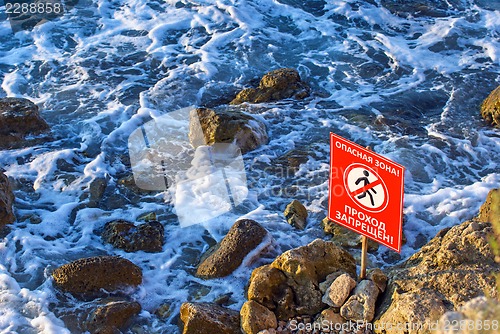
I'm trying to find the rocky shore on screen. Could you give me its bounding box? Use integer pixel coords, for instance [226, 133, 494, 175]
[0, 73, 499, 333]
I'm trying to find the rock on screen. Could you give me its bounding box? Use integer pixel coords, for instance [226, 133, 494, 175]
[478, 188, 500, 225]
[340, 280, 379, 322]
[0, 172, 15, 227]
[284, 200, 308, 230]
[180, 302, 241, 334]
[196, 219, 269, 279]
[230, 68, 310, 104]
[240, 300, 277, 334]
[248, 239, 357, 320]
[52, 256, 142, 297]
[323, 273, 357, 308]
[101, 219, 165, 253]
[480, 85, 500, 127]
[367, 268, 388, 293]
[0, 97, 50, 148]
[314, 308, 345, 328]
[84, 299, 141, 334]
[374, 219, 500, 332]
[189, 108, 268, 154]
[322, 218, 379, 252]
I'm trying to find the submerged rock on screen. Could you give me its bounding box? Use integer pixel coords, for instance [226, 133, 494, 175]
[189, 107, 268, 154]
[284, 200, 308, 230]
[0, 97, 50, 148]
[230, 68, 310, 104]
[480, 85, 500, 128]
[52, 256, 143, 297]
[84, 299, 141, 334]
[180, 302, 240, 334]
[374, 219, 499, 332]
[101, 219, 165, 253]
[248, 239, 356, 320]
[0, 171, 15, 227]
[196, 219, 269, 279]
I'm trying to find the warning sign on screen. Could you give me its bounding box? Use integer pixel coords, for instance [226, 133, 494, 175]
[328, 133, 405, 252]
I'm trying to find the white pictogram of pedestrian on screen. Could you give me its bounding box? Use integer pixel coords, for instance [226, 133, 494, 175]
[344, 164, 388, 212]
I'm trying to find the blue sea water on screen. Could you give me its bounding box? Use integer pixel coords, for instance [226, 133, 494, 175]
[0, 0, 499, 332]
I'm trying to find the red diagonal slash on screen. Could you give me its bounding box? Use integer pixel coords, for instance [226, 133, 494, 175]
[350, 179, 382, 197]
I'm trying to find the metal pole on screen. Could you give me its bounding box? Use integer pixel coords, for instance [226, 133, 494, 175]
[360, 236, 368, 280]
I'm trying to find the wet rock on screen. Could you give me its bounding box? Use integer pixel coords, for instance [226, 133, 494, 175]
[0, 171, 15, 227]
[322, 218, 379, 252]
[240, 300, 277, 334]
[196, 219, 269, 279]
[480, 85, 500, 127]
[367, 268, 388, 293]
[180, 302, 240, 334]
[322, 273, 356, 308]
[478, 188, 500, 225]
[230, 68, 310, 104]
[340, 280, 379, 322]
[189, 107, 268, 154]
[52, 256, 142, 297]
[0, 97, 50, 149]
[284, 200, 308, 230]
[248, 239, 357, 320]
[101, 219, 165, 253]
[374, 219, 500, 332]
[84, 299, 141, 334]
[272, 149, 309, 175]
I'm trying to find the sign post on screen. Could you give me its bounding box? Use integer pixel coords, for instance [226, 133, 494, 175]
[328, 133, 405, 277]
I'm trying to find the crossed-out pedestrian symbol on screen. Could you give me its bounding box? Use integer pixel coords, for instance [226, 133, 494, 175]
[343, 164, 388, 213]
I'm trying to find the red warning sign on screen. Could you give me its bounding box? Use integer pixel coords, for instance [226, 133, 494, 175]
[328, 133, 405, 252]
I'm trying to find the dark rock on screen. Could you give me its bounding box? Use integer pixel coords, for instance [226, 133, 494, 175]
[189, 107, 268, 154]
[101, 220, 164, 253]
[478, 188, 500, 225]
[180, 302, 241, 334]
[196, 219, 269, 279]
[374, 219, 499, 331]
[481, 85, 500, 128]
[52, 256, 142, 297]
[0, 97, 50, 148]
[230, 68, 310, 104]
[248, 239, 357, 320]
[84, 299, 141, 334]
[0, 172, 15, 227]
[284, 200, 308, 230]
[240, 300, 277, 334]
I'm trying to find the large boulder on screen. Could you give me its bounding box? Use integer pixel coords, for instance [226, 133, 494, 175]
[52, 256, 143, 297]
[248, 239, 357, 320]
[374, 219, 499, 333]
[478, 188, 500, 225]
[84, 299, 141, 334]
[101, 219, 165, 253]
[0, 97, 50, 148]
[189, 108, 268, 154]
[180, 302, 241, 334]
[230, 68, 310, 104]
[480, 85, 500, 128]
[196, 219, 269, 279]
[0, 172, 15, 227]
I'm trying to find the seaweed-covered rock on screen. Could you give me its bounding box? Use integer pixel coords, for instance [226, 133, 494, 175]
[189, 107, 268, 154]
[248, 239, 357, 320]
[480, 85, 500, 127]
[180, 302, 240, 334]
[101, 220, 164, 253]
[52, 256, 142, 297]
[231, 68, 310, 104]
[0, 171, 15, 227]
[84, 299, 141, 334]
[196, 219, 269, 279]
[0, 97, 50, 148]
[284, 200, 308, 230]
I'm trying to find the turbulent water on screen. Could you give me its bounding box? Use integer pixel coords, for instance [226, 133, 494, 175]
[0, 0, 499, 332]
